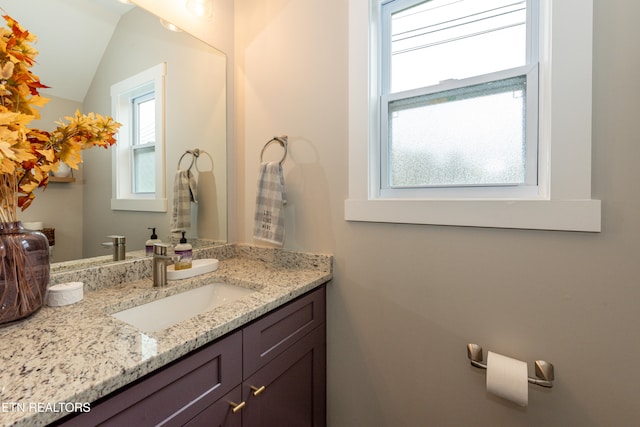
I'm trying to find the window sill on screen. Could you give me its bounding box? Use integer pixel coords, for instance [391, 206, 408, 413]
[344, 198, 601, 232]
[111, 198, 167, 213]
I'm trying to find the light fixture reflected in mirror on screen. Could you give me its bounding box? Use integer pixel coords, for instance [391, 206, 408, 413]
[159, 18, 182, 32]
[186, 0, 213, 18]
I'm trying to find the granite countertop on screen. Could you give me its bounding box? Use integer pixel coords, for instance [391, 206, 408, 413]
[0, 245, 332, 427]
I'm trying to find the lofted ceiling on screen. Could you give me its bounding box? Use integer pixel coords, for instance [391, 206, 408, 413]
[2, 0, 134, 102]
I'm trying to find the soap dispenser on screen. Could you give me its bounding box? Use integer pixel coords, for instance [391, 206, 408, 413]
[145, 227, 162, 256]
[174, 231, 193, 270]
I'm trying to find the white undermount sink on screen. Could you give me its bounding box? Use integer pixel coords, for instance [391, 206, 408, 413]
[111, 283, 255, 332]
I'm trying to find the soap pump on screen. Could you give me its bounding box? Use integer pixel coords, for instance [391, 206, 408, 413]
[145, 227, 162, 256]
[174, 231, 193, 270]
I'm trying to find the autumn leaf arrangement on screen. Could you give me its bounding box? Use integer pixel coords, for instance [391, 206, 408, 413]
[0, 13, 120, 325]
[0, 13, 120, 221]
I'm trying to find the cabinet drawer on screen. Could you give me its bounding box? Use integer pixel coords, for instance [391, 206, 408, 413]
[243, 285, 325, 378]
[59, 330, 242, 426]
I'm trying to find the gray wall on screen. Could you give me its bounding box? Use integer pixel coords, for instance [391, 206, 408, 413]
[234, 0, 640, 425]
[19, 96, 84, 262]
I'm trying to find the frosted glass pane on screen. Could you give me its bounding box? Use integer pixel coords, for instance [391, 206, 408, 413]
[391, 0, 526, 92]
[134, 147, 155, 193]
[388, 76, 527, 187]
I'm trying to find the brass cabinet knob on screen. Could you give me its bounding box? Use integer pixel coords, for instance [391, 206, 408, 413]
[229, 400, 246, 413]
[250, 385, 266, 396]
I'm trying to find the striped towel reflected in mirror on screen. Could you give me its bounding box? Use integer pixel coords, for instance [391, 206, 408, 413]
[170, 169, 198, 232]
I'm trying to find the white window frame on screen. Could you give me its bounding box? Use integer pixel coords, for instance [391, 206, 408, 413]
[345, 0, 601, 232]
[380, 0, 539, 198]
[110, 63, 167, 212]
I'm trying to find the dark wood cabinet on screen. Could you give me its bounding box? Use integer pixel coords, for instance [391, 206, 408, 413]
[243, 286, 326, 378]
[242, 325, 326, 427]
[56, 285, 326, 427]
[58, 330, 243, 426]
[241, 286, 326, 427]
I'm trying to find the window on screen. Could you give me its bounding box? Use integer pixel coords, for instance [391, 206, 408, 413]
[345, 0, 600, 232]
[132, 92, 156, 193]
[111, 63, 167, 212]
[381, 0, 538, 198]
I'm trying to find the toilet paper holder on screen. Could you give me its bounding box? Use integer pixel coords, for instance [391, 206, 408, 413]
[467, 343, 555, 388]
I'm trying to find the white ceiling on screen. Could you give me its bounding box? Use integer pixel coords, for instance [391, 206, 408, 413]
[4, 0, 134, 102]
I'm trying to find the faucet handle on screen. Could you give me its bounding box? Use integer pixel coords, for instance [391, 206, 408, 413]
[107, 235, 126, 245]
[153, 243, 172, 256]
[152, 243, 176, 287]
[102, 235, 126, 261]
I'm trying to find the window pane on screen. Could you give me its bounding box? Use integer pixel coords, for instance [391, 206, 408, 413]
[388, 76, 527, 187]
[135, 97, 156, 146]
[391, 0, 527, 92]
[133, 146, 155, 193]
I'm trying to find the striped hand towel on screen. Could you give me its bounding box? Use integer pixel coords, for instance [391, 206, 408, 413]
[170, 169, 198, 232]
[253, 162, 286, 246]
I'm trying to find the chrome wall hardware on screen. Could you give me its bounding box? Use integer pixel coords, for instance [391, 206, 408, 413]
[260, 136, 288, 165]
[467, 343, 555, 388]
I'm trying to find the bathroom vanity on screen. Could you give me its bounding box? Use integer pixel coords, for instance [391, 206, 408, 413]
[0, 245, 331, 427]
[59, 286, 325, 426]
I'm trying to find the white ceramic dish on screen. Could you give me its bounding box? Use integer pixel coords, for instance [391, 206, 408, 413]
[47, 282, 84, 307]
[167, 258, 219, 281]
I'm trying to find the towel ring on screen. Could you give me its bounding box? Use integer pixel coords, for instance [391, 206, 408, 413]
[195, 150, 214, 173]
[178, 149, 200, 171]
[260, 136, 288, 165]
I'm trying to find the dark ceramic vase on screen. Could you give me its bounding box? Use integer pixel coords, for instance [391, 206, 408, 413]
[0, 221, 50, 326]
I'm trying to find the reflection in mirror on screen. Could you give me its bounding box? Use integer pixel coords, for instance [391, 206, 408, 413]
[8, 0, 227, 268]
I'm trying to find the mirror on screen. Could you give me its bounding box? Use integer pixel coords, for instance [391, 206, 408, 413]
[8, 0, 227, 267]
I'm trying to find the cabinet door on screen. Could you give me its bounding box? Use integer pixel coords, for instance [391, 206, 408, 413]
[243, 286, 325, 378]
[58, 331, 242, 426]
[242, 325, 326, 427]
[184, 385, 243, 427]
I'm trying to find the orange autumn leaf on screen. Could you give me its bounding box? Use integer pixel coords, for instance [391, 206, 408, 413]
[35, 148, 54, 162]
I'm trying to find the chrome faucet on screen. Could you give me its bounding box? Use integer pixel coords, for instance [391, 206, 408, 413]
[101, 235, 126, 261]
[152, 243, 180, 287]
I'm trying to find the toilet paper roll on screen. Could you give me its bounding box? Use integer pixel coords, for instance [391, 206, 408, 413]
[486, 351, 528, 407]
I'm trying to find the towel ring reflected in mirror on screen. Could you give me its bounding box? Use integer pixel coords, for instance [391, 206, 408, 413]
[260, 136, 288, 165]
[177, 148, 214, 172]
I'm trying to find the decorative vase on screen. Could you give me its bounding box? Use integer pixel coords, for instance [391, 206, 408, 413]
[52, 161, 72, 178]
[0, 221, 50, 326]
